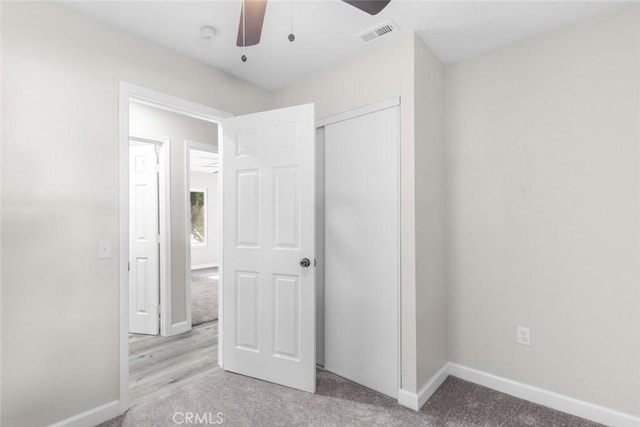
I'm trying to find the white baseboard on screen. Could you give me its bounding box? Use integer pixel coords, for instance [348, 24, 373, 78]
[448, 363, 640, 427]
[170, 320, 191, 336]
[50, 400, 120, 427]
[191, 263, 218, 270]
[51, 364, 640, 427]
[398, 364, 449, 411]
[397, 389, 418, 411]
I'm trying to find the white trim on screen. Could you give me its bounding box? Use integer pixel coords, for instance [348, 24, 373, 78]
[118, 83, 130, 415]
[122, 83, 232, 124]
[170, 320, 191, 336]
[191, 263, 219, 270]
[314, 127, 325, 368]
[50, 400, 120, 427]
[398, 363, 640, 426]
[398, 364, 448, 411]
[217, 124, 225, 369]
[397, 389, 419, 412]
[129, 131, 169, 146]
[157, 139, 172, 338]
[394, 103, 402, 398]
[448, 363, 640, 427]
[119, 81, 232, 416]
[129, 132, 173, 338]
[316, 96, 400, 128]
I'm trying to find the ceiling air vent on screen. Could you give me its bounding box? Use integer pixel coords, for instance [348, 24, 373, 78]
[357, 20, 398, 43]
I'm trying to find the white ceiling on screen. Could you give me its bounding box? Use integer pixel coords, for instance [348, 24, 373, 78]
[191, 150, 219, 174]
[61, 0, 626, 90]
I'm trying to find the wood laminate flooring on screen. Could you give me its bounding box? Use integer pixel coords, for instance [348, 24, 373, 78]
[129, 321, 218, 405]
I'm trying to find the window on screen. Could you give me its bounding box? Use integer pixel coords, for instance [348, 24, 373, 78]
[190, 189, 206, 246]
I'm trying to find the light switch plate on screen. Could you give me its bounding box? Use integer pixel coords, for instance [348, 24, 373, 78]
[98, 239, 112, 259]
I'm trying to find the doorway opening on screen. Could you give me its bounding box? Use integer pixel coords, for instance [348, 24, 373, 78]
[119, 83, 230, 411]
[127, 102, 221, 404]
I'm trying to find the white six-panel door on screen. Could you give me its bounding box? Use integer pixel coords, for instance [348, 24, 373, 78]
[222, 104, 316, 393]
[129, 143, 160, 335]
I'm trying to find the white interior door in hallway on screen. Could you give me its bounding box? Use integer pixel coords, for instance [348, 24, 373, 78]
[129, 142, 160, 335]
[320, 101, 400, 398]
[222, 103, 317, 393]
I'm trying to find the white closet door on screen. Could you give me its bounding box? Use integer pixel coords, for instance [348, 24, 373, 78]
[323, 105, 399, 398]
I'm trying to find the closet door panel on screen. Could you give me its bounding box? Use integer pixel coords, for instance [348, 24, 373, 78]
[323, 105, 399, 398]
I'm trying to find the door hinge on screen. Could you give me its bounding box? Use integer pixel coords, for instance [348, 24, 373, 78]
[128, 262, 130, 272]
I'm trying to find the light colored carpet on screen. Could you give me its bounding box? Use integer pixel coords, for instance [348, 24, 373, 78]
[103, 369, 599, 426]
[191, 268, 218, 326]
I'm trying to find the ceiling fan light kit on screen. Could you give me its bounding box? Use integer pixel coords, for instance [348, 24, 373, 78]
[236, 0, 392, 62]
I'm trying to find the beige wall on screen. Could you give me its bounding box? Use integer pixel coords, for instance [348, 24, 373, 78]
[190, 172, 219, 268]
[445, 4, 640, 416]
[414, 36, 447, 389]
[0, 2, 271, 426]
[130, 103, 218, 324]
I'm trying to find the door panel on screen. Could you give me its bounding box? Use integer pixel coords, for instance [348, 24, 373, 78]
[222, 104, 315, 393]
[236, 170, 260, 247]
[273, 166, 300, 249]
[129, 143, 160, 335]
[273, 274, 300, 360]
[323, 106, 399, 398]
[234, 271, 260, 351]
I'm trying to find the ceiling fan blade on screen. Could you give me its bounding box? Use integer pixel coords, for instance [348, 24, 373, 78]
[342, 0, 391, 16]
[236, 0, 268, 47]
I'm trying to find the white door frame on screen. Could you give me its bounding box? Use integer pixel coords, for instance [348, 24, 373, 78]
[118, 82, 231, 414]
[184, 140, 219, 335]
[315, 96, 402, 398]
[129, 131, 171, 337]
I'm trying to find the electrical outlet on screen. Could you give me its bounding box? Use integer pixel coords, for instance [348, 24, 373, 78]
[517, 326, 531, 346]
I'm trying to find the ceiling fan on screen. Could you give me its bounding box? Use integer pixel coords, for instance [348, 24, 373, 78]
[236, 0, 391, 48]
